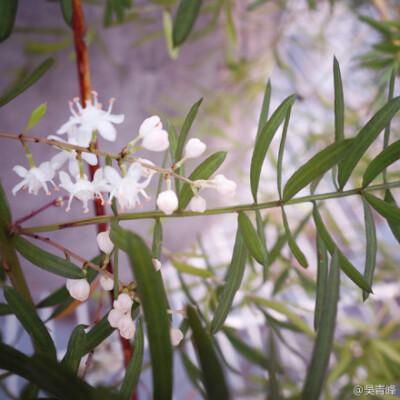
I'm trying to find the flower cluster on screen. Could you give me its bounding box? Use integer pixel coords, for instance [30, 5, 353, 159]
[107, 293, 136, 339]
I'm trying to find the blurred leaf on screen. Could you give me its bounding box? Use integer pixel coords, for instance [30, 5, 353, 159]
[272, 266, 290, 296]
[225, 1, 236, 46]
[314, 232, 328, 331]
[178, 151, 226, 210]
[180, 351, 206, 397]
[267, 332, 281, 400]
[23, 103, 47, 133]
[383, 189, 400, 243]
[255, 210, 269, 281]
[110, 220, 172, 400]
[246, 0, 271, 12]
[0, 303, 12, 316]
[84, 312, 115, 354]
[12, 234, 85, 279]
[238, 211, 267, 266]
[313, 204, 372, 293]
[24, 38, 71, 54]
[172, 260, 212, 277]
[300, 250, 340, 400]
[0, 180, 12, 223]
[0, 58, 54, 108]
[103, 0, 131, 27]
[373, 339, 400, 365]
[163, 11, 179, 59]
[333, 57, 344, 143]
[4, 286, 57, 359]
[61, 325, 86, 374]
[210, 228, 247, 334]
[173, 0, 202, 47]
[152, 218, 163, 260]
[277, 105, 292, 198]
[338, 97, 400, 189]
[167, 120, 179, 163]
[359, 15, 397, 38]
[364, 192, 400, 225]
[119, 319, 144, 400]
[256, 79, 272, 145]
[187, 306, 229, 400]
[362, 139, 400, 187]
[0, 0, 18, 42]
[250, 94, 296, 202]
[60, 0, 72, 26]
[283, 139, 353, 202]
[20, 381, 39, 399]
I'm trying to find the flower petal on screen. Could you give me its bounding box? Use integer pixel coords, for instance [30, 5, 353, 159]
[12, 165, 27, 178]
[104, 166, 122, 185]
[97, 121, 116, 142]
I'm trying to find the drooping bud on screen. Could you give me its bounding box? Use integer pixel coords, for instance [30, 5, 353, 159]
[120, 322, 136, 339]
[66, 279, 90, 302]
[184, 138, 206, 159]
[107, 309, 124, 328]
[96, 230, 114, 254]
[213, 174, 237, 197]
[170, 327, 184, 346]
[113, 293, 133, 313]
[153, 259, 162, 271]
[139, 115, 162, 137]
[100, 275, 114, 291]
[156, 190, 178, 215]
[189, 195, 206, 213]
[142, 129, 169, 152]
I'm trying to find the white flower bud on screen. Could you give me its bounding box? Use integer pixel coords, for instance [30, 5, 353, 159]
[120, 322, 136, 339]
[117, 314, 134, 332]
[184, 138, 206, 159]
[66, 279, 90, 302]
[213, 174, 237, 197]
[142, 129, 169, 152]
[100, 275, 114, 291]
[139, 115, 162, 137]
[170, 327, 184, 346]
[189, 195, 206, 213]
[156, 190, 178, 215]
[153, 259, 162, 271]
[107, 309, 124, 328]
[96, 230, 114, 254]
[113, 293, 133, 313]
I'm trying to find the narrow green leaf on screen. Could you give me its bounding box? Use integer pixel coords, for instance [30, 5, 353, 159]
[172, 260, 212, 277]
[24, 103, 46, 133]
[84, 312, 115, 354]
[383, 189, 400, 243]
[178, 151, 226, 210]
[333, 57, 344, 143]
[12, 234, 85, 279]
[0, 0, 18, 42]
[163, 11, 179, 59]
[256, 79, 272, 140]
[4, 286, 57, 359]
[0, 58, 54, 107]
[362, 139, 400, 187]
[238, 211, 267, 266]
[277, 106, 292, 198]
[255, 210, 269, 281]
[36, 286, 70, 309]
[250, 94, 296, 202]
[152, 218, 163, 260]
[20, 381, 39, 399]
[362, 196, 377, 301]
[267, 332, 281, 400]
[60, 0, 73, 26]
[210, 228, 248, 334]
[314, 232, 328, 331]
[246, 0, 271, 11]
[313, 204, 372, 293]
[281, 206, 308, 268]
[187, 306, 229, 400]
[172, 0, 202, 47]
[338, 96, 400, 189]
[301, 250, 340, 400]
[283, 139, 353, 202]
[167, 120, 179, 164]
[120, 319, 144, 400]
[365, 192, 400, 225]
[383, 68, 395, 183]
[110, 221, 172, 400]
[0, 302, 12, 316]
[61, 325, 86, 374]
[180, 351, 206, 397]
[0, 180, 12, 222]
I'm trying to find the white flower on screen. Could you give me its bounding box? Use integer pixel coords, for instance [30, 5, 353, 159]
[184, 138, 206, 159]
[213, 174, 237, 197]
[107, 309, 124, 328]
[189, 195, 206, 212]
[153, 259, 162, 271]
[57, 92, 124, 142]
[113, 293, 133, 313]
[170, 327, 184, 346]
[137, 158, 156, 178]
[97, 231, 114, 254]
[100, 275, 114, 291]
[139, 115, 162, 137]
[156, 190, 178, 215]
[142, 129, 169, 152]
[66, 278, 90, 302]
[12, 162, 57, 196]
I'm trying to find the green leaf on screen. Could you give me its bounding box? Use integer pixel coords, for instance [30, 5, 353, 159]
[313, 204, 372, 293]
[338, 96, 400, 189]
[255, 210, 269, 281]
[333, 57, 344, 143]
[163, 11, 179, 59]
[167, 120, 179, 164]
[0, 0, 18, 42]
[256, 79, 272, 140]
[172, 260, 212, 277]
[152, 218, 163, 260]
[172, 0, 202, 47]
[4, 286, 57, 359]
[36, 286, 70, 309]
[60, 0, 72, 26]
[383, 69, 395, 184]
[12, 234, 85, 279]
[61, 325, 86, 374]
[267, 332, 281, 400]
[277, 105, 292, 198]
[180, 351, 206, 397]
[362, 197, 377, 301]
[187, 306, 229, 400]
[364, 192, 400, 225]
[0, 302, 12, 316]
[383, 190, 400, 243]
[178, 151, 226, 210]
[24, 103, 47, 133]
[282, 139, 353, 202]
[362, 139, 400, 187]
[281, 206, 308, 268]
[314, 232, 328, 331]
[0, 58, 54, 107]
[246, 0, 271, 11]
[0, 180, 12, 222]
[238, 211, 267, 266]
[210, 228, 248, 334]
[110, 220, 172, 400]
[119, 319, 144, 400]
[84, 312, 115, 354]
[250, 94, 296, 202]
[301, 249, 340, 400]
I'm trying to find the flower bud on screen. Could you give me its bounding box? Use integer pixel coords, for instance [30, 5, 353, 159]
[107, 309, 124, 328]
[120, 323, 136, 339]
[170, 327, 184, 346]
[117, 314, 134, 332]
[100, 275, 114, 291]
[184, 138, 206, 159]
[213, 174, 237, 197]
[139, 116, 162, 137]
[153, 259, 162, 271]
[189, 195, 206, 213]
[113, 293, 133, 313]
[142, 129, 169, 152]
[96, 231, 114, 254]
[156, 190, 178, 215]
[66, 279, 90, 302]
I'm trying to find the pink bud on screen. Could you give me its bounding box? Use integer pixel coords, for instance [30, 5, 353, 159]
[170, 327, 184, 346]
[156, 190, 178, 215]
[107, 309, 124, 328]
[120, 322, 136, 339]
[139, 116, 162, 137]
[189, 195, 206, 212]
[113, 293, 133, 313]
[153, 259, 162, 271]
[142, 129, 169, 152]
[214, 174, 237, 197]
[100, 275, 114, 291]
[96, 231, 114, 254]
[184, 138, 206, 159]
[66, 279, 90, 302]
[117, 314, 134, 331]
